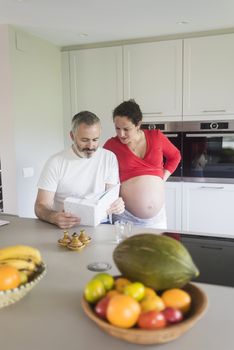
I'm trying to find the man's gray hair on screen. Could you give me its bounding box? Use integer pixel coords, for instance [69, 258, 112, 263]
[71, 111, 100, 133]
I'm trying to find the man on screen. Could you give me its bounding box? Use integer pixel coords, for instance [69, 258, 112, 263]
[34, 111, 124, 229]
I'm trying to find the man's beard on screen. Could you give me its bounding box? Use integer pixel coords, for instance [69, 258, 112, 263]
[73, 143, 97, 158]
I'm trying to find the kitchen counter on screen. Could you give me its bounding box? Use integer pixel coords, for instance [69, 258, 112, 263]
[0, 214, 234, 350]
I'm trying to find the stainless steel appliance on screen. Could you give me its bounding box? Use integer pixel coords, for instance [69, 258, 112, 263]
[141, 120, 234, 183]
[182, 120, 234, 183]
[141, 121, 182, 180]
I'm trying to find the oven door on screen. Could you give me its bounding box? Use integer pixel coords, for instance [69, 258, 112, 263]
[182, 131, 234, 182]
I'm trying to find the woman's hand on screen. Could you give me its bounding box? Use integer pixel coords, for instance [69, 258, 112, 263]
[107, 197, 125, 215]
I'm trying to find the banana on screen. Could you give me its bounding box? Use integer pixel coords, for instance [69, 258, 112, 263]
[0, 259, 37, 272]
[0, 245, 42, 265]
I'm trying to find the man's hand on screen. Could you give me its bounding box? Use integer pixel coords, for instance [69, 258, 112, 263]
[107, 197, 125, 215]
[52, 212, 81, 229]
[35, 189, 81, 229]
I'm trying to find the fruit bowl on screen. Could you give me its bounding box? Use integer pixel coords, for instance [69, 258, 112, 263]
[0, 263, 46, 309]
[81, 283, 208, 345]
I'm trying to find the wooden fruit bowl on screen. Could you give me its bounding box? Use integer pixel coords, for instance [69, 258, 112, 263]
[81, 283, 208, 345]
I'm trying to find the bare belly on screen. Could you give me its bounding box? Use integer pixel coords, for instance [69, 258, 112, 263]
[120, 175, 165, 219]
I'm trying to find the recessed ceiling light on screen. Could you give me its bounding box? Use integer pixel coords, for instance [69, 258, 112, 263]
[78, 33, 88, 38]
[176, 20, 190, 25]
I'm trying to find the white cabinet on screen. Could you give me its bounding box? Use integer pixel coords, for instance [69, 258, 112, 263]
[123, 40, 182, 121]
[165, 181, 182, 231]
[183, 34, 234, 120]
[66, 46, 123, 144]
[182, 182, 234, 236]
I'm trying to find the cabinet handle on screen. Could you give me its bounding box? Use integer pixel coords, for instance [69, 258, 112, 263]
[143, 112, 162, 115]
[186, 133, 234, 138]
[200, 186, 224, 190]
[202, 109, 226, 113]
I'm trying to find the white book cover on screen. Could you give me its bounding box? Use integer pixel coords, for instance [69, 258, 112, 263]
[64, 184, 120, 226]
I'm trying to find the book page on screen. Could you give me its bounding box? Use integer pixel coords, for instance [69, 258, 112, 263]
[64, 184, 120, 226]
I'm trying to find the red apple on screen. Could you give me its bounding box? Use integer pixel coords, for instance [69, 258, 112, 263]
[162, 307, 183, 324]
[137, 310, 167, 329]
[94, 296, 110, 319]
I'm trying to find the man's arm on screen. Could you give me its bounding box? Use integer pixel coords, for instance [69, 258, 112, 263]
[34, 189, 80, 229]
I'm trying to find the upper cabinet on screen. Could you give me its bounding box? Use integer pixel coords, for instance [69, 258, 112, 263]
[67, 46, 123, 144]
[123, 40, 183, 121]
[183, 33, 234, 120]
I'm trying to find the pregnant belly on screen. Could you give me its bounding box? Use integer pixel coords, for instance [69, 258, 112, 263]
[120, 175, 165, 219]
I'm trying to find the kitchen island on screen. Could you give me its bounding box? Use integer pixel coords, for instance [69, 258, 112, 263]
[0, 214, 233, 350]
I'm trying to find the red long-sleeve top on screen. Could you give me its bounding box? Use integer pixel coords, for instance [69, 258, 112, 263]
[103, 129, 181, 182]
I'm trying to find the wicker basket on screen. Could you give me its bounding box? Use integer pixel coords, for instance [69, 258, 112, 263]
[0, 263, 46, 309]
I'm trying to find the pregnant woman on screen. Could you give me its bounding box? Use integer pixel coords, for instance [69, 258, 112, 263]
[104, 100, 181, 229]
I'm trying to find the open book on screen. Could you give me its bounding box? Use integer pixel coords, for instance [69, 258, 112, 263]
[64, 184, 120, 226]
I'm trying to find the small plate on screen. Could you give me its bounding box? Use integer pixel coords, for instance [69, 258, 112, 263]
[87, 262, 112, 272]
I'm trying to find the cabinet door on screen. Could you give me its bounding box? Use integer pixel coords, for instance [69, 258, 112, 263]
[182, 183, 234, 236]
[183, 34, 234, 120]
[68, 47, 123, 144]
[124, 40, 182, 121]
[165, 182, 182, 231]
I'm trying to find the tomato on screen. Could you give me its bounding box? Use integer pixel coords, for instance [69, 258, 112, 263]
[162, 307, 183, 324]
[93, 273, 114, 291]
[107, 294, 141, 328]
[84, 279, 106, 303]
[123, 282, 145, 301]
[0, 266, 21, 291]
[94, 296, 110, 319]
[137, 310, 167, 329]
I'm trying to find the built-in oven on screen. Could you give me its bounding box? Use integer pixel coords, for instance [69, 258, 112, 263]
[141, 120, 234, 183]
[182, 120, 234, 183]
[141, 121, 182, 180]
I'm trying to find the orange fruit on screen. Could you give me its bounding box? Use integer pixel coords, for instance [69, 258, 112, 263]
[106, 290, 120, 299]
[114, 277, 131, 293]
[161, 288, 191, 314]
[0, 266, 21, 291]
[143, 287, 157, 299]
[106, 294, 141, 328]
[140, 295, 165, 312]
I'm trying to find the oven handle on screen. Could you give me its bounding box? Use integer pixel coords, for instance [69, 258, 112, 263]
[185, 133, 234, 138]
[164, 134, 179, 137]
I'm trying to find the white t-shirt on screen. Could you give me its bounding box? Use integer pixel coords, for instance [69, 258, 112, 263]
[37, 147, 119, 211]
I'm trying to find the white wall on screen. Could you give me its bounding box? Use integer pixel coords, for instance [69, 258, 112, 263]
[0, 25, 64, 217]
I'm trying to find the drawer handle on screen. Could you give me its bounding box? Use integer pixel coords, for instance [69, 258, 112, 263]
[200, 186, 224, 190]
[143, 112, 162, 115]
[202, 109, 226, 113]
[200, 245, 223, 250]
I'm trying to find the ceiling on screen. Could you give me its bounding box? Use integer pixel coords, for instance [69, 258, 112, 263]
[0, 0, 234, 48]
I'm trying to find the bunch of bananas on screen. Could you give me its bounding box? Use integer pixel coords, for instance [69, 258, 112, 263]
[0, 245, 42, 280]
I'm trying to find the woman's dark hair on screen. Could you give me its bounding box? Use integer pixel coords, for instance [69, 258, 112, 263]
[113, 99, 143, 126]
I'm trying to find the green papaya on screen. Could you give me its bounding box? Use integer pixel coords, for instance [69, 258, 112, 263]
[113, 233, 199, 291]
